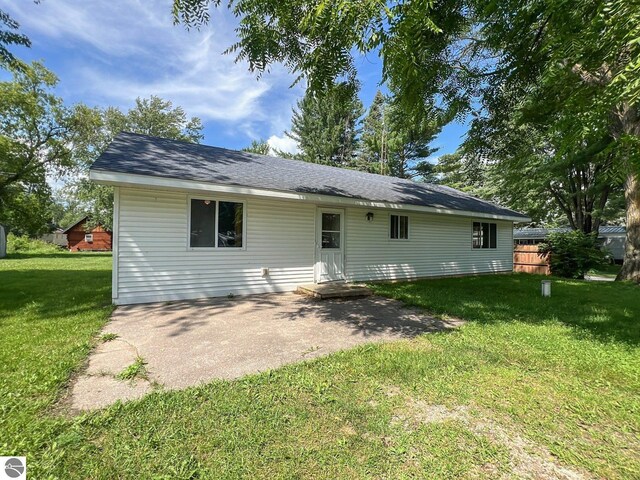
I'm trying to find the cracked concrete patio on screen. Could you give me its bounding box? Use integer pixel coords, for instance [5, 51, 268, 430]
[67, 292, 462, 411]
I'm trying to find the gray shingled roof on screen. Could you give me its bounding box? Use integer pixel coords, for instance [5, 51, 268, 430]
[90, 132, 528, 220]
[514, 226, 626, 239]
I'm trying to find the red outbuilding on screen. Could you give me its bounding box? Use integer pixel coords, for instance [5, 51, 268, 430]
[63, 216, 112, 251]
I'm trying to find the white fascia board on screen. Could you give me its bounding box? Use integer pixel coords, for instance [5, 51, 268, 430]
[89, 169, 531, 222]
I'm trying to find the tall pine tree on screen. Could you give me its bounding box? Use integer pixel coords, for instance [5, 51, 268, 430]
[359, 90, 386, 173]
[359, 91, 439, 179]
[287, 81, 363, 167]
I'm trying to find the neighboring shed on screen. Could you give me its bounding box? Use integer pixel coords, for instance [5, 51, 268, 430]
[513, 226, 626, 262]
[89, 132, 529, 305]
[63, 217, 112, 252]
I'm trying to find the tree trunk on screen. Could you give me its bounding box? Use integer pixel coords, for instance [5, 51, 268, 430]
[616, 172, 640, 282]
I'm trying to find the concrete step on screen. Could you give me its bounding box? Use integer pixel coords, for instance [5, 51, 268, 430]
[296, 283, 373, 299]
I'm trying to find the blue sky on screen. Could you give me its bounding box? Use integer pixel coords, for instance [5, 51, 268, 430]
[2, 0, 467, 158]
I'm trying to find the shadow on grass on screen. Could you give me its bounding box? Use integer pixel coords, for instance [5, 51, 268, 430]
[371, 273, 640, 346]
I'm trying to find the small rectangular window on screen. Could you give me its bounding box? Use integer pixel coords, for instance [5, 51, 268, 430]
[84, 234, 93, 243]
[218, 201, 243, 248]
[473, 221, 497, 249]
[390, 215, 409, 240]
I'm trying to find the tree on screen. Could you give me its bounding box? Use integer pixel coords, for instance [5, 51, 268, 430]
[1, 8, 31, 68]
[69, 96, 204, 230]
[384, 99, 439, 179]
[455, 0, 639, 279]
[173, 0, 457, 121]
[462, 116, 623, 233]
[359, 90, 439, 178]
[0, 62, 74, 235]
[173, 0, 640, 280]
[242, 139, 271, 155]
[436, 152, 488, 195]
[286, 81, 363, 167]
[359, 91, 386, 173]
[50, 188, 86, 231]
[0, 184, 55, 237]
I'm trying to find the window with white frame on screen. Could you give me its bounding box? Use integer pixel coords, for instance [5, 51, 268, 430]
[390, 214, 409, 240]
[189, 198, 244, 248]
[84, 234, 93, 243]
[473, 222, 497, 249]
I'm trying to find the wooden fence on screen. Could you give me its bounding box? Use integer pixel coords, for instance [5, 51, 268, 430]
[513, 245, 550, 275]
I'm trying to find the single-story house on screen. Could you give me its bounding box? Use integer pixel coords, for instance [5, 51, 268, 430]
[63, 216, 112, 252]
[513, 226, 626, 262]
[89, 132, 529, 305]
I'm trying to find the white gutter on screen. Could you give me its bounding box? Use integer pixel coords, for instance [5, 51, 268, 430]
[89, 169, 531, 223]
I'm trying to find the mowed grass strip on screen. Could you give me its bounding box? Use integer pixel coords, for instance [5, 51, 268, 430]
[1, 253, 639, 478]
[0, 252, 113, 474]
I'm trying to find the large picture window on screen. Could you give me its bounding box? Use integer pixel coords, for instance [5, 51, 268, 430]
[390, 214, 409, 240]
[473, 222, 497, 249]
[189, 198, 244, 248]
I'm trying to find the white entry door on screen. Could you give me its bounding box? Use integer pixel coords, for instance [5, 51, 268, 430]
[316, 208, 345, 282]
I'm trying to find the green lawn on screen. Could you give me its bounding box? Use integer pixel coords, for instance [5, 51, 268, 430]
[1, 253, 639, 479]
[588, 263, 622, 278]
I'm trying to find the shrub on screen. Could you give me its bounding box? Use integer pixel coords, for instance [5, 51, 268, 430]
[539, 230, 607, 279]
[6, 233, 63, 255]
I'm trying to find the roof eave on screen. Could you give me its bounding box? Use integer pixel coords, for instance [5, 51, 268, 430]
[90, 169, 531, 223]
[61, 216, 89, 233]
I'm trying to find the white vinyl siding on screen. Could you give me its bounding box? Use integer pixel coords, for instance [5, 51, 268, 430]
[344, 208, 513, 282]
[113, 187, 514, 304]
[115, 187, 315, 304]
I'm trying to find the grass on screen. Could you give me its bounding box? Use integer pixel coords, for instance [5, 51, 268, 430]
[116, 356, 147, 381]
[1, 252, 639, 478]
[100, 332, 119, 342]
[0, 251, 112, 475]
[588, 263, 622, 278]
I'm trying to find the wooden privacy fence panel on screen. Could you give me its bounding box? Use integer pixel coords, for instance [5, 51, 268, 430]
[513, 245, 550, 275]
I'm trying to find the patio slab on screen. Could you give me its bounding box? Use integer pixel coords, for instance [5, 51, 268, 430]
[66, 293, 462, 411]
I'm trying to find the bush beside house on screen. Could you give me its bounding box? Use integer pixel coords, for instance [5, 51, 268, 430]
[539, 231, 607, 279]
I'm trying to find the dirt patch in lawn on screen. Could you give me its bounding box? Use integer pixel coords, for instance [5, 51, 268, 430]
[392, 393, 592, 480]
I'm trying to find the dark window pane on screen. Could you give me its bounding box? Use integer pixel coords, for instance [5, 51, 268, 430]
[472, 222, 482, 248]
[400, 216, 409, 239]
[482, 223, 490, 248]
[322, 232, 340, 248]
[390, 215, 399, 239]
[490, 223, 497, 248]
[218, 201, 243, 247]
[190, 199, 216, 247]
[322, 213, 340, 231]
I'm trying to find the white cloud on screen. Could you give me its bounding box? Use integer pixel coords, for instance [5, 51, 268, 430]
[267, 134, 299, 155]
[1, 0, 302, 137]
